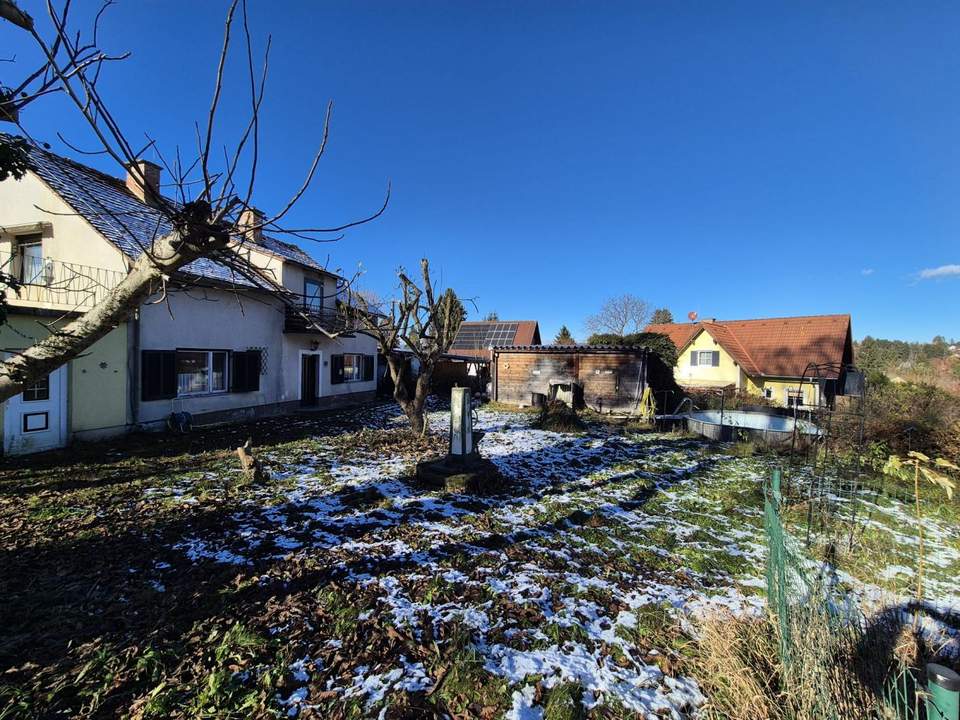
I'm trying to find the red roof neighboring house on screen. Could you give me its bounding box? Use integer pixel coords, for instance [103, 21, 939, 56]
[646, 314, 853, 378]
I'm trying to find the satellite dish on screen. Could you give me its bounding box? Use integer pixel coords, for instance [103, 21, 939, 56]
[687, 311, 698, 322]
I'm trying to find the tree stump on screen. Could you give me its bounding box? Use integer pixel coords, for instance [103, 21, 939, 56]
[236, 438, 265, 483]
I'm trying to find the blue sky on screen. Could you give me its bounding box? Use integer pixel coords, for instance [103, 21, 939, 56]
[6, 1, 959, 342]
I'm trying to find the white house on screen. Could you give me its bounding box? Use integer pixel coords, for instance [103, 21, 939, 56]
[0, 135, 379, 454]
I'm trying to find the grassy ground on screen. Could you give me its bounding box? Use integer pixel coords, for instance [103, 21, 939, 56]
[0, 402, 956, 719]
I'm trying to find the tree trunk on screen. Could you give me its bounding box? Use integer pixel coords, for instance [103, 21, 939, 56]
[0, 227, 227, 403]
[386, 354, 433, 436]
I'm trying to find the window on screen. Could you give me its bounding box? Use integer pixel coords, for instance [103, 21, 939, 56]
[786, 390, 803, 408]
[342, 353, 362, 382]
[304, 279, 323, 312]
[331, 354, 375, 384]
[176, 350, 228, 396]
[763, 387, 773, 399]
[690, 350, 720, 367]
[16, 235, 44, 283]
[22, 374, 50, 402]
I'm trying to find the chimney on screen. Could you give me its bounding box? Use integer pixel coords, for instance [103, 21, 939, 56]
[238, 207, 264, 243]
[124, 159, 161, 206]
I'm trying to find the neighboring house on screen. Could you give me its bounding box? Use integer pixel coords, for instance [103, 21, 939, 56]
[645, 314, 854, 408]
[0, 137, 377, 455]
[491, 344, 677, 414]
[448, 320, 541, 362]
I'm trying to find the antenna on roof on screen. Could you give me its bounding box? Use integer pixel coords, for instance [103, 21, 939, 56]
[687, 311, 698, 322]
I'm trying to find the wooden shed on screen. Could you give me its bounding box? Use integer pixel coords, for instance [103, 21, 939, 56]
[492, 345, 661, 415]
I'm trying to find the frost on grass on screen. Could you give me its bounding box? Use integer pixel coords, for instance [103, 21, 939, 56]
[155, 405, 779, 718]
[156, 404, 957, 717]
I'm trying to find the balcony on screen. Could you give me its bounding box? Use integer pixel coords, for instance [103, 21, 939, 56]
[1, 250, 126, 313]
[283, 297, 356, 336]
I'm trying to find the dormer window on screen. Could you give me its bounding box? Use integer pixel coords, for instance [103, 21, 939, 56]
[304, 278, 323, 312]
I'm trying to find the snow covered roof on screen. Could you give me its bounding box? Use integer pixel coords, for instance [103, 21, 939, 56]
[9, 135, 326, 287]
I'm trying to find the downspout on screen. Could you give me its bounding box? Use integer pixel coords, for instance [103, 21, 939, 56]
[129, 308, 140, 429]
[492, 350, 498, 401]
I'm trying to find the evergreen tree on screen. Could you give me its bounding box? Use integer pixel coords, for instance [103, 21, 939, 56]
[650, 308, 674, 324]
[554, 325, 575, 345]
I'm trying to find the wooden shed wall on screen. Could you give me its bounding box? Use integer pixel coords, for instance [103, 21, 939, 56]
[494, 351, 647, 413]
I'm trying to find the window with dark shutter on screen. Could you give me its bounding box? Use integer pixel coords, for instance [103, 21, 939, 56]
[362, 355, 374, 382]
[331, 354, 345, 384]
[712, 351, 720, 367]
[141, 350, 176, 401]
[690, 351, 698, 367]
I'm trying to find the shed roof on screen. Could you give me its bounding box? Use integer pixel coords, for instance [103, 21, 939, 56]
[646, 314, 853, 378]
[448, 320, 541, 358]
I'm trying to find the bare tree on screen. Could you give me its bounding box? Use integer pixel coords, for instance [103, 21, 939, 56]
[0, 0, 386, 403]
[349, 259, 464, 435]
[584, 294, 650, 337]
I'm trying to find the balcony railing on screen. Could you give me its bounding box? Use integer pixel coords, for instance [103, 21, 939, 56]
[0, 250, 126, 312]
[283, 298, 357, 335]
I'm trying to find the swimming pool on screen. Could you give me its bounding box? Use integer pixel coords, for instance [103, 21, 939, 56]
[686, 409, 820, 445]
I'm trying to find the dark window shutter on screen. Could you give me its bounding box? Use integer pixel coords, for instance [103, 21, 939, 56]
[690, 351, 698, 366]
[331, 354, 344, 385]
[142, 350, 176, 401]
[246, 351, 261, 391]
[231, 352, 244, 392]
[231, 351, 261, 392]
[712, 351, 720, 367]
[230, 350, 261, 392]
[362, 355, 374, 381]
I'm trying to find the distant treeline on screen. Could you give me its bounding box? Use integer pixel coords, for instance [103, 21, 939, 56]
[855, 336, 956, 375]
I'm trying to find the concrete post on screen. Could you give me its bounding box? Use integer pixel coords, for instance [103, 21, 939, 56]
[450, 387, 472, 457]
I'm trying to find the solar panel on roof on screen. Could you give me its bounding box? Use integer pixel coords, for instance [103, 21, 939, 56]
[451, 322, 521, 349]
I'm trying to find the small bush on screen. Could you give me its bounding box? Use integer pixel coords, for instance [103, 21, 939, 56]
[534, 400, 585, 433]
[864, 381, 960, 457]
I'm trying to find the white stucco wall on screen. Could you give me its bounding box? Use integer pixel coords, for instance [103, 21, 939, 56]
[137, 287, 287, 423]
[281, 332, 379, 402]
[0, 171, 129, 272]
[281, 263, 339, 309]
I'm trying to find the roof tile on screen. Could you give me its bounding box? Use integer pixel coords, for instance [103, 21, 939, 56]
[646, 314, 852, 378]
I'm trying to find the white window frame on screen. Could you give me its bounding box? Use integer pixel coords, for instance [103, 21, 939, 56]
[176, 350, 229, 397]
[698, 350, 718, 367]
[785, 388, 804, 408]
[763, 387, 773, 400]
[17, 237, 44, 284]
[342, 353, 363, 383]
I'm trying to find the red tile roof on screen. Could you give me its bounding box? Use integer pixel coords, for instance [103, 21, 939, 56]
[645, 314, 853, 378]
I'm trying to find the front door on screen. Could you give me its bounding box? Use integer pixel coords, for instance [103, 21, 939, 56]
[300, 354, 319, 407]
[3, 364, 68, 455]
